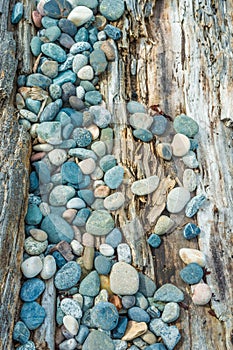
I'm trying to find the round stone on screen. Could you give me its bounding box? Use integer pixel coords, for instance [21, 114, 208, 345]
[122, 296, 136, 309]
[20, 278, 45, 302]
[100, 0, 124, 21]
[61, 161, 83, 185]
[131, 175, 160, 196]
[104, 166, 124, 190]
[43, 0, 72, 19]
[104, 192, 125, 211]
[59, 339, 78, 350]
[78, 158, 96, 175]
[63, 315, 79, 335]
[94, 255, 111, 275]
[45, 25, 61, 42]
[85, 91, 102, 105]
[30, 36, 42, 57]
[133, 129, 153, 142]
[61, 298, 82, 319]
[150, 115, 168, 135]
[78, 66, 94, 80]
[110, 261, 139, 295]
[25, 204, 42, 225]
[105, 228, 122, 248]
[82, 330, 115, 350]
[21, 257, 43, 278]
[183, 169, 197, 192]
[86, 210, 114, 236]
[41, 43, 66, 63]
[89, 106, 112, 128]
[192, 283, 212, 305]
[72, 128, 92, 147]
[20, 302, 46, 330]
[99, 243, 115, 257]
[154, 215, 174, 236]
[58, 18, 77, 36]
[128, 307, 150, 323]
[49, 185, 75, 206]
[100, 41, 115, 61]
[173, 114, 199, 137]
[41, 214, 74, 243]
[91, 302, 119, 331]
[171, 133, 190, 157]
[153, 284, 184, 302]
[40, 255, 57, 279]
[180, 263, 204, 284]
[161, 302, 180, 323]
[67, 198, 86, 209]
[183, 222, 201, 240]
[68, 6, 93, 27]
[13, 321, 30, 345]
[166, 187, 191, 213]
[70, 240, 83, 256]
[48, 149, 67, 166]
[179, 248, 206, 267]
[129, 113, 153, 130]
[30, 229, 48, 242]
[79, 270, 100, 297]
[59, 33, 75, 49]
[24, 237, 48, 255]
[55, 261, 81, 290]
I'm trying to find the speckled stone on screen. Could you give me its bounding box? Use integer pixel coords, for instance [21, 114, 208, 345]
[183, 223, 201, 240]
[20, 278, 45, 302]
[133, 129, 153, 142]
[24, 237, 48, 255]
[153, 284, 184, 302]
[154, 215, 174, 236]
[91, 302, 119, 330]
[11, 2, 24, 24]
[174, 114, 199, 138]
[72, 128, 92, 147]
[180, 263, 204, 284]
[150, 319, 181, 350]
[55, 261, 81, 290]
[89, 106, 112, 128]
[41, 43, 66, 63]
[79, 270, 100, 297]
[100, 0, 124, 21]
[49, 185, 75, 206]
[43, 0, 72, 19]
[104, 24, 122, 40]
[183, 169, 197, 192]
[26, 74, 52, 89]
[20, 302, 46, 330]
[41, 60, 59, 79]
[182, 150, 199, 168]
[127, 101, 146, 114]
[83, 330, 115, 350]
[147, 234, 161, 248]
[41, 214, 74, 243]
[131, 175, 160, 196]
[37, 122, 62, 145]
[117, 243, 131, 263]
[110, 262, 139, 295]
[129, 113, 153, 130]
[104, 166, 124, 189]
[166, 187, 190, 213]
[150, 115, 168, 135]
[86, 210, 114, 236]
[161, 302, 180, 323]
[16, 341, 36, 350]
[13, 321, 30, 345]
[60, 298, 82, 319]
[179, 248, 206, 267]
[185, 194, 206, 217]
[61, 161, 83, 184]
[104, 192, 125, 211]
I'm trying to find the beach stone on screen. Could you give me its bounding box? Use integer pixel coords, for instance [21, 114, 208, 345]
[86, 210, 114, 236]
[131, 175, 159, 196]
[26, 74, 52, 89]
[68, 6, 93, 27]
[144, 344, 166, 350]
[73, 128, 92, 147]
[20, 109, 38, 123]
[183, 223, 201, 240]
[90, 49, 108, 75]
[70, 42, 91, 55]
[72, 54, 88, 73]
[49, 84, 62, 100]
[75, 325, 89, 344]
[104, 192, 125, 211]
[32, 10, 42, 27]
[16, 341, 36, 350]
[86, 124, 100, 139]
[41, 43, 66, 63]
[59, 339, 77, 350]
[192, 283, 212, 305]
[128, 307, 150, 323]
[174, 114, 199, 137]
[53, 70, 76, 86]
[154, 215, 174, 236]
[20, 302, 46, 330]
[59, 33, 75, 48]
[78, 66, 94, 80]
[67, 198, 86, 209]
[100, 127, 113, 152]
[41, 214, 74, 243]
[129, 113, 153, 130]
[91, 302, 119, 330]
[43, 0, 72, 18]
[40, 255, 57, 279]
[55, 261, 81, 290]
[69, 96, 85, 110]
[104, 24, 122, 40]
[100, 41, 115, 61]
[70, 240, 83, 256]
[89, 105, 111, 128]
[122, 321, 148, 341]
[182, 150, 199, 168]
[166, 187, 190, 213]
[100, 0, 124, 21]
[58, 18, 77, 36]
[99, 243, 114, 257]
[25, 98, 41, 114]
[171, 133, 190, 157]
[37, 122, 62, 145]
[83, 330, 115, 350]
[76, 86, 85, 99]
[94, 185, 110, 198]
[147, 234, 161, 248]
[30, 37, 42, 57]
[104, 166, 124, 189]
[117, 243, 131, 263]
[80, 81, 96, 92]
[16, 93, 25, 110]
[11, 2, 24, 24]
[72, 208, 90, 225]
[183, 169, 197, 192]
[82, 246, 95, 270]
[141, 331, 157, 345]
[77, 190, 94, 206]
[135, 292, 148, 310]
[79, 270, 100, 297]
[30, 228, 47, 242]
[105, 228, 122, 248]
[156, 143, 172, 160]
[179, 248, 206, 267]
[110, 261, 139, 295]
[113, 340, 127, 350]
[24, 237, 48, 255]
[40, 99, 62, 122]
[13, 321, 30, 345]
[85, 91, 102, 105]
[122, 296, 135, 309]
[20, 278, 45, 302]
[63, 315, 79, 335]
[161, 302, 180, 323]
[21, 256, 43, 278]
[127, 101, 146, 114]
[94, 255, 111, 275]
[49, 185, 75, 206]
[185, 194, 206, 217]
[138, 272, 156, 297]
[61, 298, 82, 319]
[133, 129, 153, 142]
[150, 115, 168, 135]
[180, 263, 204, 284]
[45, 25, 61, 42]
[25, 204, 42, 225]
[48, 149, 67, 166]
[41, 60, 59, 79]
[41, 15, 58, 27]
[61, 161, 83, 184]
[153, 284, 184, 302]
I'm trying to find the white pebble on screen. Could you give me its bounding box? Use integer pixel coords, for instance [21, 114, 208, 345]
[48, 149, 67, 166]
[131, 175, 160, 196]
[59, 338, 78, 350]
[117, 243, 131, 263]
[183, 169, 197, 192]
[40, 255, 57, 280]
[171, 133, 190, 157]
[76, 86, 85, 100]
[104, 192, 125, 211]
[71, 240, 84, 256]
[99, 243, 115, 257]
[78, 158, 96, 174]
[87, 124, 100, 140]
[192, 283, 212, 305]
[166, 187, 190, 213]
[78, 65, 94, 80]
[68, 6, 93, 27]
[179, 248, 206, 267]
[63, 315, 79, 336]
[21, 256, 43, 278]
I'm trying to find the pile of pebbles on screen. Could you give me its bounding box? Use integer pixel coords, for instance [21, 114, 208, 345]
[11, 1, 212, 349]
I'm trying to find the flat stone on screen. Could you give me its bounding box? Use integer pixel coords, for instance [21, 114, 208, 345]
[179, 248, 206, 267]
[69, 96, 85, 111]
[89, 105, 112, 128]
[26, 74, 52, 89]
[86, 210, 114, 236]
[101, 41, 116, 61]
[100, 0, 124, 21]
[156, 143, 172, 160]
[25, 98, 41, 114]
[141, 331, 157, 345]
[192, 283, 212, 305]
[77, 190, 94, 206]
[37, 122, 62, 145]
[78, 66, 94, 80]
[20, 109, 39, 123]
[41, 15, 58, 27]
[11, 2, 24, 24]
[40, 255, 57, 279]
[128, 307, 150, 323]
[43, 0, 72, 19]
[183, 169, 197, 192]
[16, 341, 36, 350]
[61, 161, 83, 184]
[70, 42, 91, 55]
[180, 263, 204, 284]
[104, 166, 124, 189]
[135, 292, 148, 310]
[41, 43, 66, 63]
[59, 33, 75, 49]
[110, 261, 139, 295]
[32, 10, 42, 28]
[30, 37, 42, 57]
[117, 243, 131, 263]
[13, 321, 30, 345]
[75, 325, 89, 345]
[173, 114, 199, 137]
[138, 272, 156, 297]
[144, 344, 166, 350]
[25, 204, 42, 225]
[76, 86, 85, 99]
[40, 99, 62, 123]
[48, 149, 67, 166]
[20, 302, 46, 330]
[70, 240, 83, 256]
[171, 133, 190, 157]
[153, 284, 184, 302]
[185, 194, 206, 217]
[24, 237, 48, 255]
[147, 234, 161, 248]
[105, 228, 122, 248]
[21, 256, 43, 278]
[104, 24, 122, 40]
[83, 330, 115, 350]
[85, 91, 103, 105]
[121, 296, 135, 309]
[72, 54, 88, 73]
[68, 6, 93, 27]
[94, 255, 111, 275]
[133, 129, 153, 142]
[166, 187, 190, 213]
[127, 101, 146, 114]
[130, 113, 153, 130]
[91, 302, 119, 330]
[154, 215, 174, 236]
[20, 278, 45, 302]
[150, 115, 168, 135]
[53, 70, 77, 86]
[122, 321, 148, 341]
[183, 223, 201, 240]
[58, 18, 77, 36]
[41, 214, 74, 243]
[41, 60, 59, 79]
[72, 128, 92, 147]
[63, 315, 79, 335]
[45, 25, 61, 42]
[104, 192, 125, 211]
[49, 84, 62, 100]
[79, 270, 100, 297]
[99, 243, 114, 256]
[82, 246, 95, 270]
[161, 302, 180, 323]
[67, 198, 86, 210]
[49, 185, 75, 206]
[55, 261, 81, 290]
[131, 175, 160, 196]
[182, 150, 199, 168]
[61, 298, 82, 319]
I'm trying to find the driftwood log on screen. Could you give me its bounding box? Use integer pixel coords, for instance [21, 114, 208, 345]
[0, 0, 232, 349]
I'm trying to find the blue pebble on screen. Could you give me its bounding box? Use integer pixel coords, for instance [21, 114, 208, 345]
[16, 341, 36, 350]
[41, 214, 74, 243]
[75, 27, 89, 42]
[11, 2, 23, 24]
[145, 344, 167, 350]
[73, 208, 91, 226]
[26, 74, 51, 89]
[20, 278, 45, 302]
[99, 155, 116, 172]
[104, 24, 122, 40]
[75, 325, 89, 344]
[25, 204, 42, 225]
[180, 263, 204, 284]
[55, 261, 81, 290]
[52, 251, 67, 268]
[147, 306, 161, 318]
[133, 129, 153, 142]
[105, 228, 122, 248]
[183, 222, 201, 240]
[40, 99, 62, 122]
[41, 16, 58, 28]
[70, 41, 91, 55]
[43, 0, 72, 19]
[150, 115, 168, 136]
[77, 190, 94, 206]
[20, 302, 46, 330]
[58, 18, 77, 37]
[104, 166, 124, 189]
[13, 321, 30, 345]
[30, 37, 42, 57]
[29, 171, 39, 193]
[68, 148, 97, 160]
[91, 302, 119, 331]
[17, 75, 26, 87]
[189, 138, 199, 151]
[147, 234, 161, 248]
[33, 161, 51, 184]
[185, 194, 206, 218]
[61, 108, 83, 126]
[61, 162, 83, 184]
[85, 91, 102, 105]
[63, 123, 74, 139]
[128, 307, 150, 323]
[112, 316, 128, 339]
[25, 98, 41, 114]
[94, 255, 112, 275]
[72, 128, 92, 147]
[78, 175, 91, 189]
[53, 70, 76, 85]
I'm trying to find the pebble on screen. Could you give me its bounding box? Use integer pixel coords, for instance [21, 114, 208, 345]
[43, 0, 72, 18]
[100, 0, 125, 21]
[128, 307, 150, 323]
[90, 49, 108, 75]
[182, 150, 199, 168]
[69, 96, 85, 110]
[61, 298, 82, 319]
[183, 169, 197, 192]
[37, 121, 62, 145]
[85, 91, 103, 105]
[104, 192, 125, 211]
[16, 341, 36, 350]
[104, 24, 122, 40]
[40, 255, 57, 279]
[70, 240, 84, 256]
[21, 256, 43, 278]
[53, 70, 76, 86]
[89, 106, 112, 128]
[13, 321, 30, 345]
[73, 128, 92, 147]
[138, 273, 156, 297]
[117, 243, 131, 263]
[24, 237, 48, 255]
[183, 222, 201, 240]
[59, 33, 75, 48]
[78, 66, 94, 80]
[179, 248, 206, 267]
[59, 339, 77, 350]
[191, 283, 212, 305]
[75, 325, 89, 344]
[94, 255, 112, 275]
[156, 143, 172, 160]
[173, 114, 199, 137]
[83, 330, 115, 350]
[49, 185, 75, 206]
[41, 43, 67, 63]
[144, 345, 166, 350]
[79, 270, 100, 297]
[185, 194, 206, 217]
[154, 215, 174, 235]
[161, 302, 180, 323]
[63, 207, 77, 222]
[58, 18, 77, 36]
[48, 149, 67, 166]
[61, 161, 83, 184]
[41, 60, 59, 78]
[86, 124, 100, 139]
[171, 133, 190, 157]
[110, 262, 139, 295]
[133, 129, 153, 142]
[54, 261, 81, 290]
[130, 113, 153, 130]
[41, 15, 58, 28]
[122, 321, 148, 341]
[147, 234, 161, 248]
[30, 37, 42, 57]
[131, 175, 160, 196]
[45, 25, 61, 42]
[63, 315, 79, 335]
[105, 228, 122, 248]
[150, 115, 168, 135]
[180, 263, 204, 284]
[25, 98, 41, 114]
[20, 278, 45, 302]
[20, 110, 39, 123]
[32, 10, 42, 28]
[86, 209, 114, 236]
[11, 2, 24, 24]
[122, 296, 136, 309]
[99, 243, 115, 256]
[141, 331, 157, 345]
[68, 6, 93, 27]
[127, 101, 146, 114]
[91, 302, 119, 330]
[153, 284, 184, 302]
[78, 190, 94, 206]
[20, 302, 46, 330]
[72, 54, 88, 73]
[101, 41, 115, 61]
[166, 187, 191, 213]
[83, 246, 95, 270]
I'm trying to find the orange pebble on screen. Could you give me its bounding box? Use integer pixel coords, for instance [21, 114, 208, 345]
[109, 295, 122, 311]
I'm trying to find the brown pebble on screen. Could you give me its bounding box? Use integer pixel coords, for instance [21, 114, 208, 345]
[30, 152, 46, 162]
[52, 241, 74, 261]
[109, 295, 122, 311]
[101, 41, 116, 61]
[82, 232, 94, 247]
[93, 15, 107, 30]
[72, 226, 82, 242]
[83, 246, 95, 270]
[62, 209, 77, 224]
[32, 10, 42, 28]
[30, 228, 48, 242]
[122, 321, 148, 341]
[69, 96, 85, 111]
[94, 185, 110, 198]
[100, 275, 113, 296]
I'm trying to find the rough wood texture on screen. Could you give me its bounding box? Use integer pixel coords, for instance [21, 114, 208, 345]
[101, 1, 233, 349]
